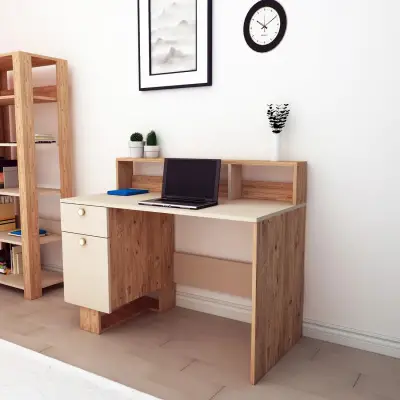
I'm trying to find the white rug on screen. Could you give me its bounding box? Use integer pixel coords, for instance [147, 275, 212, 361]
[0, 339, 159, 400]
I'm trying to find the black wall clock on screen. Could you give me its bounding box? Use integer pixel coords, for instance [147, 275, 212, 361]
[244, 0, 287, 53]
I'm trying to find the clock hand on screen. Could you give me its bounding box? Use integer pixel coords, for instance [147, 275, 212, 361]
[265, 15, 278, 26]
[256, 20, 265, 28]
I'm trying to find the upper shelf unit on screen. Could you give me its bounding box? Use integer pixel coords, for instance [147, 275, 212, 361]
[0, 52, 57, 71]
[0, 95, 57, 106]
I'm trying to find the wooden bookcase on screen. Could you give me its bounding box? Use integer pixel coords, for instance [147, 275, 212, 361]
[0, 51, 72, 300]
[116, 158, 307, 206]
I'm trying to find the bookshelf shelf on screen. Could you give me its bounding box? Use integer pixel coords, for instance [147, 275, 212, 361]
[0, 187, 60, 197]
[0, 231, 61, 246]
[0, 51, 72, 299]
[0, 95, 57, 106]
[0, 270, 63, 290]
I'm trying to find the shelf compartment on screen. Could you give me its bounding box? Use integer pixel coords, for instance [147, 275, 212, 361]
[0, 270, 63, 290]
[0, 187, 60, 197]
[0, 95, 57, 106]
[0, 231, 61, 246]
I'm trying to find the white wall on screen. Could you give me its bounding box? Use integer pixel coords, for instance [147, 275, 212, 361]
[1, 0, 400, 344]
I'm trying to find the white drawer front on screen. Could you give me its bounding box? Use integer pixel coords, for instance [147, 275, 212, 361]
[61, 203, 108, 238]
[62, 232, 110, 313]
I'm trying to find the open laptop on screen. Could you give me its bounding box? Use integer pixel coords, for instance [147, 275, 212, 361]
[138, 158, 221, 210]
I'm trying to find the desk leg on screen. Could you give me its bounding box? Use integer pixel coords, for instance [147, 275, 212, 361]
[250, 207, 306, 385]
[156, 283, 176, 312]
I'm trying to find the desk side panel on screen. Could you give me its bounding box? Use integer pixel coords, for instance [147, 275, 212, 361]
[250, 206, 306, 384]
[108, 209, 174, 311]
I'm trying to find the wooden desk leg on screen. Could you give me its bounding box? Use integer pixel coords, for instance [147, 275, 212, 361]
[156, 283, 176, 312]
[250, 207, 306, 385]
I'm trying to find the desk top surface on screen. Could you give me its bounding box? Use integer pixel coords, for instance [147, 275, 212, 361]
[61, 193, 305, 223]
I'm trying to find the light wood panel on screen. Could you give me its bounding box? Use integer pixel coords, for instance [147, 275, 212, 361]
[228, 164, 242, 200]
[0, 71, 9, 158]
[293, 162, 307, 205]
[0, 231, 61, 246]
[0, 270, 63, 290]
[174, 252, 252, 298]
[117, 160, 134, 189]
[132, 174, 162, 192]
[0, 85, 57, 98]
[56, 60, 73, 199]
[108, 209, 174, 311]
[250, 206, 306, 384]
[156, 284, 176, 312]
[80, 296, 158, 335]
[0, 52, 58, 71]
[0, 187, 60, 197]
[12, 52, 42, 300]
[242, 181, 293, 203]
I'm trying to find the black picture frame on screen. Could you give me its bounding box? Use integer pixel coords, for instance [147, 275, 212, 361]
[138, 0, 213, 91]
[243, 0, 287, 53]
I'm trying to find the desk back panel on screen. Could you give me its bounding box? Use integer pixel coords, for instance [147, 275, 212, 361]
[118, 159, 307, 205]
[108, 209, 174, 311]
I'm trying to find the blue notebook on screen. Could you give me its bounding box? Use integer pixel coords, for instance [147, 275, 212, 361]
[107, 189, 149, 196]
[8, 229, 47, 237]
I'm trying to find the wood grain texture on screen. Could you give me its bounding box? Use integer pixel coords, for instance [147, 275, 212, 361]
[80, 297, 158, 334]
[174, 252, 252, 298]
[108, 209, 174, 311]
[117, 160, 134, 189]
[0, 71, 10, 158]
[132, 174, 161, 192]
[250, 206, 306, 384]
[242, 180, 293, 203]
[12, 52, 42, 300]
[228, 164, 242, 200]
[293, 162, 307, 205]
[80, 307, 101, 334]
[156, 284, 176, 312]
[0, 52, 59, 71]
[56, 60, 73, 199]
[0, 85, 57, 98]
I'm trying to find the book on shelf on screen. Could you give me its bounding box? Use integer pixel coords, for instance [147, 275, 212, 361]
[11, 245, 22, 275]
[0, 159, 18, 189]
[35, 134, 56, 143]
[8, 229, 48, 238]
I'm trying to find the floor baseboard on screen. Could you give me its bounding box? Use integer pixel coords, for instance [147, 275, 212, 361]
[176, 285, 400, 359]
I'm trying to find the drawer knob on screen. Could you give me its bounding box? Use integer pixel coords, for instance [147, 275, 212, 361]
[78, 208, 85, 216]
[79, 238, 87, 247]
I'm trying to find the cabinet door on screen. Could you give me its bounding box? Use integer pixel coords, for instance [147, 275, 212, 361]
[62, 232, 111, 313]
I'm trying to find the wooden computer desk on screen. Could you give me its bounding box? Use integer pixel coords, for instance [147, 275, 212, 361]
[60, 159, 307, 385]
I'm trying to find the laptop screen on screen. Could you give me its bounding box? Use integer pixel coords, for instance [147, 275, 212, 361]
[162, 159, 221, 201]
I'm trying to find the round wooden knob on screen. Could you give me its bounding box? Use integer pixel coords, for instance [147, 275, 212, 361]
[78, 208, 85, 216]
[79, 238, 87, 247]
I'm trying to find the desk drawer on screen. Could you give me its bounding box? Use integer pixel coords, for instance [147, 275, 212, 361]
[62, 232, 110, 313]
[61, 203, 108, 238]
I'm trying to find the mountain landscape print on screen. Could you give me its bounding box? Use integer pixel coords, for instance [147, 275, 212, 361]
[150, 0, 197, 75]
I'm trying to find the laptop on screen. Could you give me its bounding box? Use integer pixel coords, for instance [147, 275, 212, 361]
[138, 158, 221, 210]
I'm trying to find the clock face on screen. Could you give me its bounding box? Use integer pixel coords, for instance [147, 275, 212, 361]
[244, 0, 287, 53]
[249, 7, 280, 46]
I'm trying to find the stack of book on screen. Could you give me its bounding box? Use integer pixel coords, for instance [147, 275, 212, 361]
[10, 246, 22, 275]
[35, 134, 56, 143]
[0, 159, 18, 189]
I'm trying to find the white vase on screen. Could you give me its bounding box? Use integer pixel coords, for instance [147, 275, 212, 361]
[144, 145, 160, 159]
[129, 141, 144, 158]
[270, 134, 280, 161]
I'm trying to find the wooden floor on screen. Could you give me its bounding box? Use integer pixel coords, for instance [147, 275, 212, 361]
[0, 286, 399, 400]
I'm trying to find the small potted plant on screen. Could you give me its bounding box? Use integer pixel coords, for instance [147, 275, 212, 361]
[129, 132, 144, 158]
[144, 130, 160, 158]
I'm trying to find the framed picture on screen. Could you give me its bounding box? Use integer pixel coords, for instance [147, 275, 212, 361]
[138, 0, 212, 91]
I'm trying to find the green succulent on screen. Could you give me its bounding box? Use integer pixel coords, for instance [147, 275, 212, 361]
[130, 132, 143, 142]
[146, 131, 157, 146]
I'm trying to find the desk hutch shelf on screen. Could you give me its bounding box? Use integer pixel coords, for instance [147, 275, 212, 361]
[0, 51, 72, 299]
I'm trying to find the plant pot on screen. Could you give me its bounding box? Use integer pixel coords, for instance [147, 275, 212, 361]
[129, 141, 144, 158]
[270, 133, 280, 161]
[144, 145, 160, 159]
